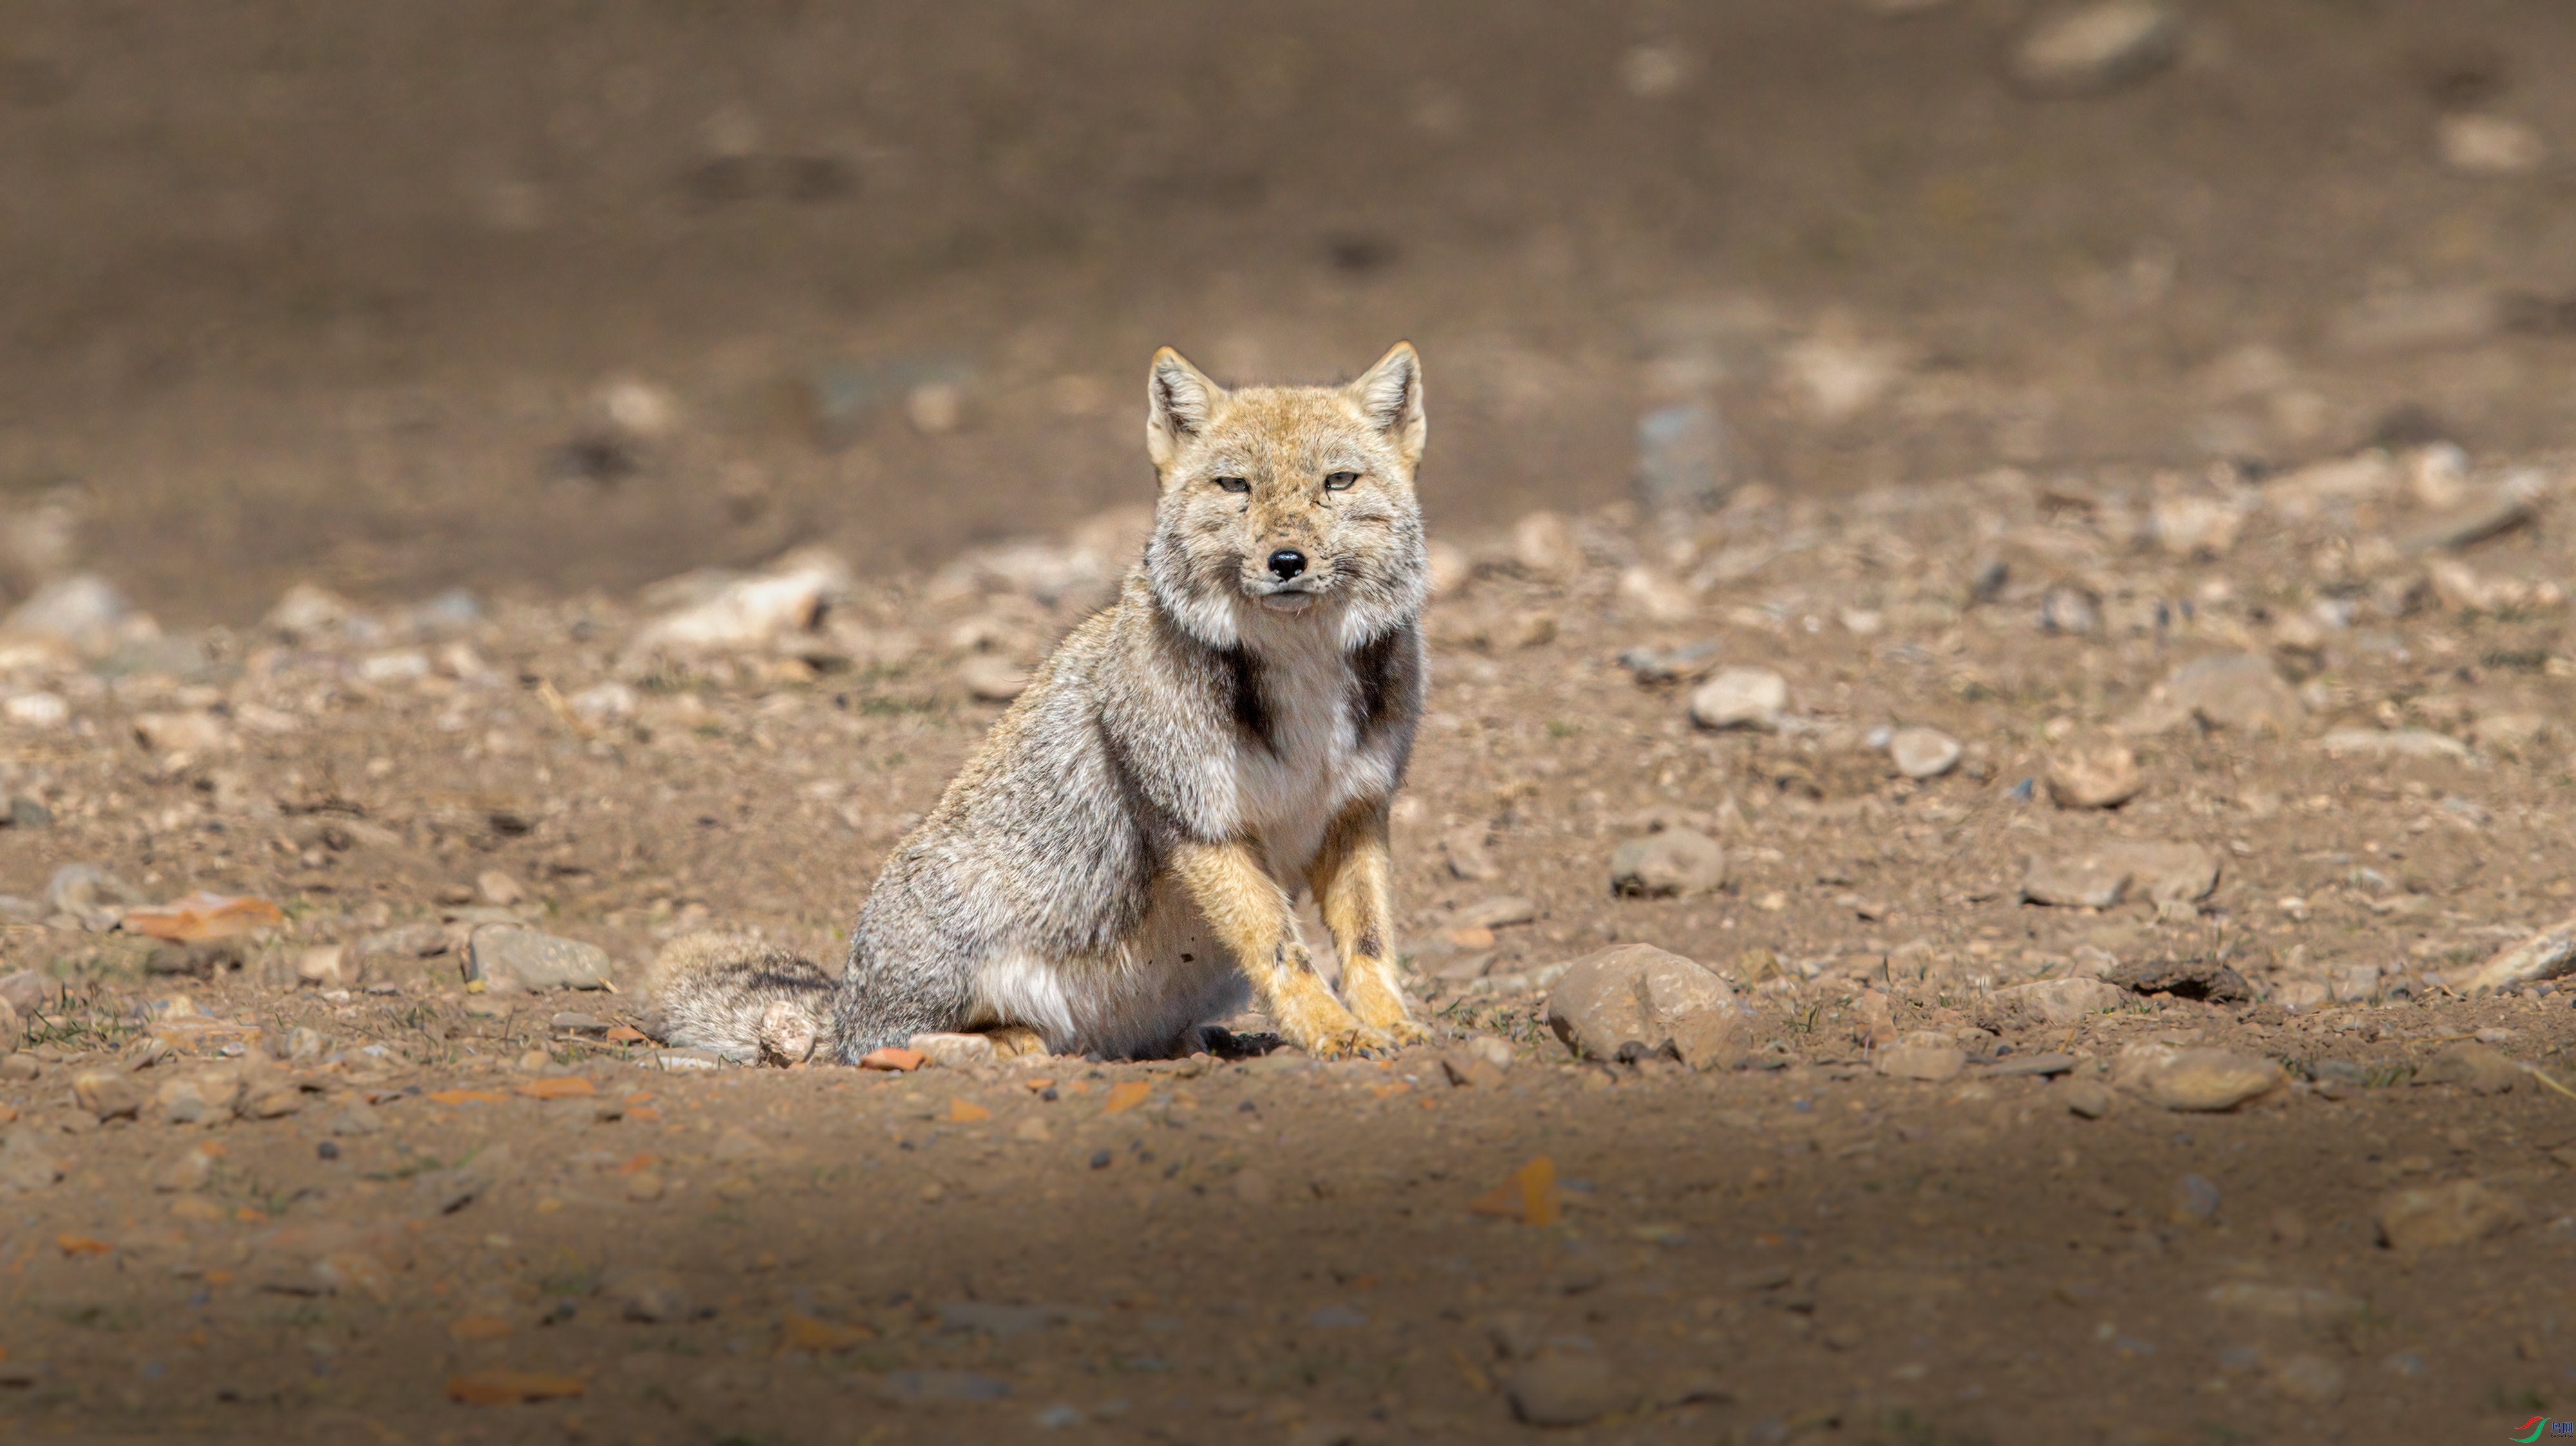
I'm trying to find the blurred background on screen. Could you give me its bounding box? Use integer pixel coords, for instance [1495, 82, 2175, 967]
[1, 0, 2571, 626]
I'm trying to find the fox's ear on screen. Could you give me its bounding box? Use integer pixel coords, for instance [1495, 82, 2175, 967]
[1348, 341, 1426, 465]
[1146, 348, 1226, 473]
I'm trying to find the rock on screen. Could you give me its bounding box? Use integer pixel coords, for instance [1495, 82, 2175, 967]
[599, 1265, 691, 1323]
[2163, 653, 2306, 736]
[1987, 977, 2125, 1026]
[1442, 826, 1499, 882]
[154, 1070, 243, 1126]
[2395, 480, 2539, 554]
[1987, 1051, 2078, 1078]
[2438, 113, 2546, 175]
[957, 653, 1030, 702]
[2450, 912, 2576, 995]
[2060, 1078, 2114, 1118]
[1887, 727, 1961, 780]
[2313, 729, 2472, 761]
[153, 1142, 221, 1193]
[1877, 1031, 1967, 1082]
[2113, 1045, 2282, 1112]
[476, 870, 525, 907]
[2039, 584, 2100, 636]
[1543, 944, 1755, 1068]
[0, 1129, 62, 1190]
[4, 573, 132, 650]
[1441, 1052, 1506, 1089]
[2009, 0, 2179, 95]
[132, 712, 231, 756]
[2372, 1179, 2527, 1253]
[71, 1068, 142, 1122]
[45, 863, 138, 932]
[1633, 399, 1732, 521]
[2271, 979, 2329, 1012]
[1, 691, 66, 729]
[2106, 958, 2250, 1003]
[2414, 1044, 2519, 1095]
[2268, 1353, 2348, 1405]
[629, 549, 848, 654]
[1609, 829, 1726, 897]
[1464, 1036, 1514, 1072]
[2022, 841, 2218, 910]
[328, 1100, 383, 1136]
[1689, 668, 1788, 731]
[1616, 640, 1721, 684]
[466, 927, 614, 992]
[1457, 896, 1537, 929]
[263, 582, 359, 636]
[2150, 495, 2245, 559]
[1506, 1354, 1624, 1427]
[293, 946, 346, 989]
[905, 1033, 996, 1069]
[0, 970, 49, 1018]
[2045, 735, 2141, 809]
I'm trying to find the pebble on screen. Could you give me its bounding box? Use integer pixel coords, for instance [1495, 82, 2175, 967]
[1985, 978, 2124, 1026]
[2452, 910, 2576, 995]
[1457, 896, 1537, 929]
[1506, 1354, 1623, 1427]
[466, 927, 614, 992]
[2022, 841, 2218, 910]
[71, 1067, 143, 1121]
[0, 1128, 62, 1191]
[2008, 0, 2180, 95]
[293, 946, 347, 989]
[328, 1100, 383, 1136]
[629, 551, 847, 655]
[2414, 1043, 2519, 1095]
[1985, 1051, 2078, 1078]
[2059, 1078, 2114, 1118]
[2170, 1174, 2221, 1223]
[2112, 1045, 2281, 1112]
[1609, 829, 1727, 897]
[2158, 653, 2306, 736]
[1544, 943, 1752, 1069]
[152, 1141, 220, 1193]
[476, 870, 526, 906]
[2437, 113, 2546, 176]
[1440, 1051, 1506, 1089]
[1688, 668, 1788, 731]
[2039, 584, 2100, 636]
[2044, 735, 2141, 809]
[1877, 1031, 1967, 1082]
[2374, 1180, 2528, 1252]
[1886, 727, 1961, 780]
[0, 970, 49, 1017]
[2395, 480, 2539, 554]
[2312, 729, 2472, 761]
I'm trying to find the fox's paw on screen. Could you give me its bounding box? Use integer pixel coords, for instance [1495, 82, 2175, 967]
[1341, 981, 1428, 1048]
[1273, 996, 1367, 1061]
[983, 1024, 1048, 1060]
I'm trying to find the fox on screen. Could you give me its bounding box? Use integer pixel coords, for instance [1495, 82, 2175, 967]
[646, 341, 1434, 1064]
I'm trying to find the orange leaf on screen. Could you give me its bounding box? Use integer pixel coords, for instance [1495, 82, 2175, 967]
[947, 1098, 991, 1123]
[859, 1047, 927, 1072]
[629, 1106, 663, 1122]
[122, 892, 287, 943]
[612, 1154, 659, 1176]
[1103, 1081, 1151, 1114]
[55, 1234, 112, 1257]
[446, 1315, 515, 1342]
[1468, 1156, 1560, 1226]
[427, 1089, 506, 1105]
[1021, 1078, 1056, 1093]
[604, 1026, 649, 1044]
[516, 1076, 596, 1100]
[1370, 1082, 1411, 1100]
[776, 1311, 875, 1353]
[446, 1369, 587, 1405]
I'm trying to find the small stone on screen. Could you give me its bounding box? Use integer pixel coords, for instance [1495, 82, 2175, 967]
[1609, 829, 1726, 897]
[2394, 482, 2538, 554]
[2453, 912, 2576, 995]
[629, 551, 846, 654]
[71, 1069, 142, 1121]
[907, 1033, 997, 1069]
[1544, 944, 1753, 1068]
[2313, 729, 2472, 761]
[152, 1142, 220, 1193]
[2040, 584, 2101, 635]
[1440, 1052, 1506, 1089]
[1987, 978, 2125, 1026]
[2150, 495, 2245, 559]
[600, 1264, 688, 1321]
[2271, 979, 2329, 1012]
[1887, 727, 1961, 780]
[1465, 1036, 1514, 1072]
[2022, 841, 2218, 910]
[2060, 1078, 2114, 1118]
[2415, 1043, 2520, 1095]
[476, 870, 526, 907]
[1877, 1031, 1967, 1082]
[154, 1071, 242, 1126]
[328, 1100, 383, 1136]
[1506, 1354, 1624, 1427]
[2438, 113, 2546, 175]
[2009, 0, 2180, 95]
[0, 1128, 62, 1191]
[2164, 653, 2306, 736]
[1442, 826, 1499, 882]
[1986, 1051, 2078, 1078]
[2374, 1179, 2527, 1253]
[1689, 668, 1788, 731]
[1511, 511, 1581, 576]
[466, 927, 614, 992]
[293, 946, 346, 989]
[958, 653, 1030, 702]
[133, 711, 231, 756]
[2045, 735, 2141, 809]
[0, 970, 50, 1017]
[625, 1171, 667, 1203]
[2114, 1045, 2282, 1112]
[2267, 1353, 2348, 1405]
[858, 1047, 927, 1071]
[1458, 896, 1537, 928]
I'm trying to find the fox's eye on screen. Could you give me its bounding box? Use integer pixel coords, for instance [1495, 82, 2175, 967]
[1323, 471, 1359, 491]
[1215, 476, 1249, 494]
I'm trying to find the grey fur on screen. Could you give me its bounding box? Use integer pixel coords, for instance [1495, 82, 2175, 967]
[649, 344, 1432, 1064]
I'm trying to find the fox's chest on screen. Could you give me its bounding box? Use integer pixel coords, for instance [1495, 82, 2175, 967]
[1219, 644, 1389, 877]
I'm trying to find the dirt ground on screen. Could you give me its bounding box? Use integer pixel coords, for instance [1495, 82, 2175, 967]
[1, 3, 2575, 1444]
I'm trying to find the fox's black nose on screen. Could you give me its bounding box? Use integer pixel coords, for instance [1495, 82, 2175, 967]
[1266, 549, 1307, 580]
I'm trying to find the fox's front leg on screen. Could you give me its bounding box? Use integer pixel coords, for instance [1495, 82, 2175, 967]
[1306, 799, 1426, 1048]
[1168, 838, 1367, 1060]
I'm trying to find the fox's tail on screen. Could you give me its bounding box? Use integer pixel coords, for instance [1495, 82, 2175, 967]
[639, 932, 838, 1066]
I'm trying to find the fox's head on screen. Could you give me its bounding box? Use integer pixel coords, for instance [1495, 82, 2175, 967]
[1142, 342, 1430, 651]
